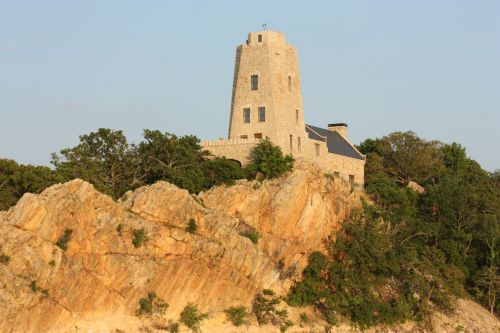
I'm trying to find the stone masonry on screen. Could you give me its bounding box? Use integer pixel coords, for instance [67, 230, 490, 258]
[202, 30, 365, 186]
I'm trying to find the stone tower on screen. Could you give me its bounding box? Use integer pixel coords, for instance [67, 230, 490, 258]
[228, 31, 307, 153]
[202, 30, 366, 185]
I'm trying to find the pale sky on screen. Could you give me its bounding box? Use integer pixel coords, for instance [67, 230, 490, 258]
[1, 1, 499, 170]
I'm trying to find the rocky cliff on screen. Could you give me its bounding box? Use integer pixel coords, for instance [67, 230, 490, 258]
[0, 161, 498, 333]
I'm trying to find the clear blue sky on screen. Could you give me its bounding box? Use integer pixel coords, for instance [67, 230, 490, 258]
[1, 1, 499, 170]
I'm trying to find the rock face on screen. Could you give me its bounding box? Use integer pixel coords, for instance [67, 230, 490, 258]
[407, 180, 425, 193]
[0, 161, 358, 332]
[0, 161, 498, 333]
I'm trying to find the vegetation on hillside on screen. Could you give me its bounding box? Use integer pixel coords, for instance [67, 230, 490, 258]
[0, 159, 62, 210]
[289, 131, 499, 327]
[0, 129, 291, 210]
[179, 303, 209, 331]
[246, 138, 294, 180]
[1, 128, 497, 327]
[136, 291, 169, 316]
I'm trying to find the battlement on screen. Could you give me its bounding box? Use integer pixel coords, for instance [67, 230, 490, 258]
[202, 137, 261, 147]
[246, 30, 287, 47]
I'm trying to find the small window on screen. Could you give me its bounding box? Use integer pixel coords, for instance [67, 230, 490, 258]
[349, 175, 355, 188]
[297, 137, 301, 152]
[258, 34, 262, 42]
[258, 107, 266, 122]
[296, 110, 299, 123]
[254, 133, 262, 139]
[315, 143, 320, 156]
[240, 135, 248, 139]
[289, 135, 293, 151]
[288, 76, 292, 91]
[251, 75, 258, 90]
[334, 171, 340, 177]
[243, 108, 251, 123]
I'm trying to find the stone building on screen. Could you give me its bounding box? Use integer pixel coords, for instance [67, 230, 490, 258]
[202, 30, 365, 185]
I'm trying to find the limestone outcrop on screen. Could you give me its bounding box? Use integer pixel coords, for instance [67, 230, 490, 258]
[0, 161, 358, 332]
[0, 161, 498, 333]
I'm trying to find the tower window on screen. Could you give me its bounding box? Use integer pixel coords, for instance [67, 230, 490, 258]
[288, 76, 292, 91]
[297, 137, 301, 152]
[240, 135, 248, 139]
[251, 75, 258, 90]
[315, 143, 320, 156]
[243, 108, 251, 123]
[289, 135, 293, 151]
[258, 107, 266, 122]
[296, 110, 299, 123]
[254, 133, 262, 139]
[258, 34, 262, 42]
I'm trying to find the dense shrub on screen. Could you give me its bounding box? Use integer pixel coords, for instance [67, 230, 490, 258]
[201, 157, 244, 188]
[55, 229, 73, 250]
[246, 138, 294, 179]
[186, 218, 197, 234]
[224, 306, 247, 326]
[29, 280, 49, 296]
[253, 289, 293, 331]
[162, 321, 180, 333]
[136, 291, 168, 316]
[240, 231, 260, 244]
[30, 280, 38, 292]
[179, 303, 208, 331]
[132, 228, 147, 248]
[0, 253, 10, 264]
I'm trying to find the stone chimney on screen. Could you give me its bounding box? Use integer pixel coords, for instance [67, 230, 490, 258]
[328, 123, 348, 139]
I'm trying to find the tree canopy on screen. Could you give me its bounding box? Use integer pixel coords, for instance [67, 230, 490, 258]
[290, 131, 500, 326]
[246, 138, 294, 179]
[0, 128, 279, 208]
[0, 159, 62, 210]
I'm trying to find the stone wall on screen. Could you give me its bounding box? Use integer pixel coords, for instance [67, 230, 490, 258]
[297, 137, 365, 186]
[202, 136, 365, 186]
[202, 138, 258, 165]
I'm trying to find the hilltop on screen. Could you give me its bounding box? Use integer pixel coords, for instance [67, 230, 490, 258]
[0, 160, 498, 332]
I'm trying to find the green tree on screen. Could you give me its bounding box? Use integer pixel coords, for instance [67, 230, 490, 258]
[138, 130, 206, 193]
[52, 128, 140, 198]
[138, 129, 244, 193]
[358, 131, 442, 185]
[0, 159, 61, 210]
[246, 138, 294, 179]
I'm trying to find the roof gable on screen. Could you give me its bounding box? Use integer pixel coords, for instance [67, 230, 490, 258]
[305, 124, 365, 160]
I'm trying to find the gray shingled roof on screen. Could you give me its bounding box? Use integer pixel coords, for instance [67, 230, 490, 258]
[305, 124, 365, 160]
